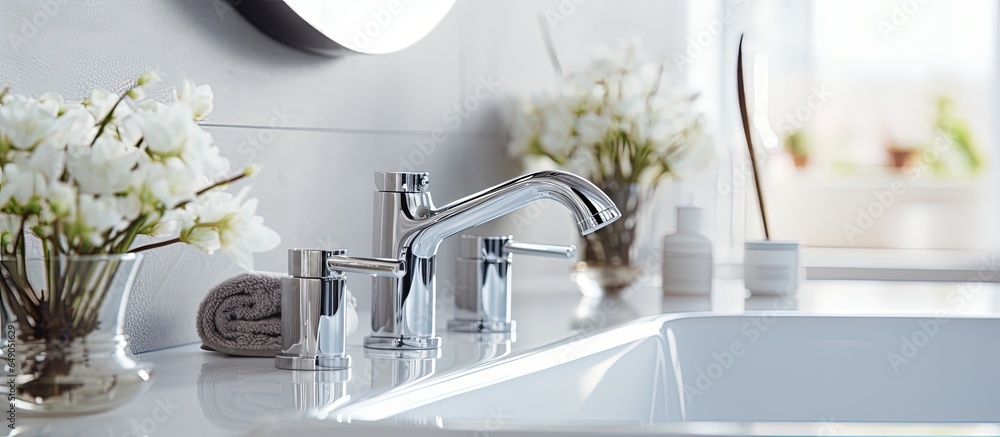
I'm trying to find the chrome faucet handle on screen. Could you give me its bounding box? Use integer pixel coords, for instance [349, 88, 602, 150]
[504, 240, 576, 259]
[277, 250, 406, 372]
[277, 249, 353, 371]
[448, 235, 576, 333]
[327, 255, 405, 278]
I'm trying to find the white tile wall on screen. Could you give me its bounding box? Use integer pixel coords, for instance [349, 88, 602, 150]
[0, 0, 691, 352]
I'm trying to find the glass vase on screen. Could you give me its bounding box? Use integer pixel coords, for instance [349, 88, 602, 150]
[0, 254, 152, 415]
[571, 181, 655, 297]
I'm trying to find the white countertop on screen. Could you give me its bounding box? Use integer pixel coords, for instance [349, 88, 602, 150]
[16, 279, 1000, 437]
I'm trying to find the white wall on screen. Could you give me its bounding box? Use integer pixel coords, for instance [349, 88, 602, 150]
[0, 0, 690, 352]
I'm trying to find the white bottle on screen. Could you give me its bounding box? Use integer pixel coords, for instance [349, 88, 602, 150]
[662, 206, 713, 296]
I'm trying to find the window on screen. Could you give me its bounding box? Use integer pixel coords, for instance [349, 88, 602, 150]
[689, 0, 998, 259]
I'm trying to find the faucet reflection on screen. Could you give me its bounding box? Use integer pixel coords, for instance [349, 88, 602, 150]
[197, 362, 351, 430]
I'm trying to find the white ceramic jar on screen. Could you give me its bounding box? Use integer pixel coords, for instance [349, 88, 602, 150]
[743, 240, 800, 296]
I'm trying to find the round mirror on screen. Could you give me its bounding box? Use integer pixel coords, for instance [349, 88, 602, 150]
[233, 0, 455, 56]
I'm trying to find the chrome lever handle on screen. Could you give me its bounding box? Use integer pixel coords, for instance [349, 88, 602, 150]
[327, 255, 406, 278]
[504, 241, 576, 259]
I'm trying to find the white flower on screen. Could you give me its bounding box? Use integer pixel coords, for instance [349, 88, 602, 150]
[77, 194, 127, 244]
[37, 93, 65, 114]
[0, 141, 65, 207]
[48, 105, 98, 147]
[0, 163, 45, 206]
[614, 97, 646, 122]
[218, 197, 280, 271]
[69, 137, 141, 195]
[116, 192, 142, 223]
[147, 208, 194, 238]
[113, 113, 145, 146]
[181, 188, 280, 270]
[84, 88, 130, 121]
[138, 103, 196, 157]
[173, 80, 213, 120]
[140, 157, 202, 209]
[0, 214, 19, 252]
[132, 98, 166, 114]
[44, 181, 77, 221]
[533, 97, 577, 158]
[0, 96, 60, 150]
[0, 74, 273, 263]
[139, 103, 228, 177]
[507, 38, 712, 183]
[21, 141, 65, 181]
[182, 132, 229, 177]
[184, 226, 221, 254]
[137, 70, 162, 88]
[537, 114, 576, 158]
[576, 113, 610, 146]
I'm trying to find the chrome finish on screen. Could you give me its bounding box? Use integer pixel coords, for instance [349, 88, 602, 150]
[276, 249, 352, 371]
[447, 319, 516, 333]
[362, 347, 442, 361]
[350, 352, 438, 409]
[288, 247, 346, 277]
[327, 255, 405, 278]
[448, 235, 575, 333]
[458, 234, 513, 261]
[278, 249, 408, 370]
[368, 355, 437, 393]
[451, 333, 514, 365]
[365, 170, 620, 349]
[374, 171, 430, 193]
[505, 240, 577, 258]
[363, 335, 441, 351]
[287, 370, 351, 415]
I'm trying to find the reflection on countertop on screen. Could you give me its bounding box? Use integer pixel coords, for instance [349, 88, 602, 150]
[17, 279, 1000, 436]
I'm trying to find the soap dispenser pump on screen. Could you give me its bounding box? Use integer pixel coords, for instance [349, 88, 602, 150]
[662, 206, 713, 297]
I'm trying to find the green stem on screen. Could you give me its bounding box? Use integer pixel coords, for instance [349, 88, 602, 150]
[113, 216, 147, 253]
[196, 172, 250, 196]
[127, 237, 180, 254]
[172, 171, 252, 211]
[76, 260, 117, 336]
[88, 91, 131, 149]
[0, 265, 31, 337]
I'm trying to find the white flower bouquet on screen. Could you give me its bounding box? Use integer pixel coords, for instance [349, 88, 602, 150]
[508, 39, 712, 294]
[0, 72, 280, 343]
[509, 39, 711, 187]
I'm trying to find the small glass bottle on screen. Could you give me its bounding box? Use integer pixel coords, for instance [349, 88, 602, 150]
[662, 206, 713, 297]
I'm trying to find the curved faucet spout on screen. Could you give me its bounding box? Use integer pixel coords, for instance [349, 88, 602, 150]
[407, 170, 621, 258]
[365, 170, 621, 350]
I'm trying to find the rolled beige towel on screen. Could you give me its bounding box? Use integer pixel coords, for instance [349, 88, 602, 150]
[197, 272, 359, 357]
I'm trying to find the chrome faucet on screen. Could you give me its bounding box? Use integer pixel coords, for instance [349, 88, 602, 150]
[329, 170, 620, 351]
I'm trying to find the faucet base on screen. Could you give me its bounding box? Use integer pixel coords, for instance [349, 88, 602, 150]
[275, 354, 351, 371]
[447, 319, 516, 333]
[363, 348, 442, 360]
[363, 335, 441, 350]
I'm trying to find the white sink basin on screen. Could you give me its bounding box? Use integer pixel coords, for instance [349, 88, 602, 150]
[336, 313, 1000, 426]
